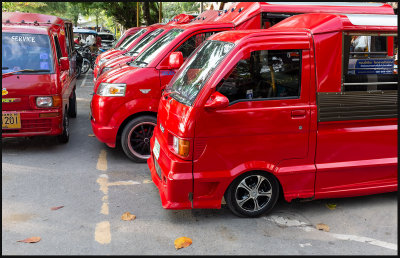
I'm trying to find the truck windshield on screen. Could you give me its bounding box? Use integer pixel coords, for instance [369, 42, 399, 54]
[130, 28, 184, 68]
[117, 29, 146, 50]
[2, 32, 54, 74]
[126, 29, 165, 57]
[166, 40, 234, 106]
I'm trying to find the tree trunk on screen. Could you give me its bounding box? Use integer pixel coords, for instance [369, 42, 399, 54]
[143, 2, 151, 26]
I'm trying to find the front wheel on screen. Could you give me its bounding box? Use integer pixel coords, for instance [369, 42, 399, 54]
[224, 171, 279, 217]
[121, 116, 157, 163]
[57, 112, 70, 144]
[81, 58, 90, 74]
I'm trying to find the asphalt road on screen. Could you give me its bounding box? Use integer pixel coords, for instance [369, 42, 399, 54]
[2, 72, 398, 255]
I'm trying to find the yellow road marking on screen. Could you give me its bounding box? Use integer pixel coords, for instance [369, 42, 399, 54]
[96, 149, 107, 171]
[95, 221, 111, 244]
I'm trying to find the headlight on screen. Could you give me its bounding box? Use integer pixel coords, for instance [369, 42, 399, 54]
[36, 96, 62, 108]
[172, 135, 190, 157]
[36, 96, 52, 107]
[98, 58, 108, 66]
[97, 83, 126, 97]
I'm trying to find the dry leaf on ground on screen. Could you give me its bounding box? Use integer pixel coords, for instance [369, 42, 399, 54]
[51, 206, 64, 210]
[325, 203, 337, 210]
[17, 237, 41, 243]
[174, 237, 192, 250]
[316, 223, 330, 232]
[88, 134, 95, 137]
[121, 212, 136, 221]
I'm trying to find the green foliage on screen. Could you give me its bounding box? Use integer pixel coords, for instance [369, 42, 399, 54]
[163, 2, 200, 20]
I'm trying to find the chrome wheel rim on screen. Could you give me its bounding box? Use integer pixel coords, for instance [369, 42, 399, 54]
[127, 121, 156, 159]
[235, 175, 272, 212]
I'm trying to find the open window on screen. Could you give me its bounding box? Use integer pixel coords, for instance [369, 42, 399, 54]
[342, 33, 398, 92]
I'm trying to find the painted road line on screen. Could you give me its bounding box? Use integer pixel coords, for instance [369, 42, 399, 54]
[96, 149, 107, 171]
[265, 215, 397, 251]
[80, 73, 88, 88]
[95, 221, 111, 244]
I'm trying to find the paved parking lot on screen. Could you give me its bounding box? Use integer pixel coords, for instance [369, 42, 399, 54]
[2, 72, 397, 255]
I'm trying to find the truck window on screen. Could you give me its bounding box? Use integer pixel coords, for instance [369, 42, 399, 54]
[176, 31, 220, 59]
[261, 13, 293, 29]
[342, 34, 398, 92]
[217, 50, 302, 104]
[53, 35, 63, 62]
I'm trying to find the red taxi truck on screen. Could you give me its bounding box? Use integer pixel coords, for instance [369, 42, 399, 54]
[148, 13, 398, 217]
[94, 11, 218, 80]
[94, 13, 197, 76]
[91, 2, 394, 162]
[2, 12, 78, 143]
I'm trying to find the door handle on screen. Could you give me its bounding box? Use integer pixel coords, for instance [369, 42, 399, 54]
[291, 110, 306, 118]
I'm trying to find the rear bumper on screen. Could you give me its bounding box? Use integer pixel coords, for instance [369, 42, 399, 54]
[148, 135, 193, 209]
[2, 110, 62, 138]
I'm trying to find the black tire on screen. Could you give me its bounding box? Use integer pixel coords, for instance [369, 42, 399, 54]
[121, 116, 157, 163]
[81, 58, 90, 74]
[57, 112, 70, 144]
[76, 65, 81, 78]
[225, 171, 279, 218]
[68, 89, 77, 118]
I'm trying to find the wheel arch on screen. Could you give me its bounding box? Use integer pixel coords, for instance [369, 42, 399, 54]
[116, 111, 157, 145]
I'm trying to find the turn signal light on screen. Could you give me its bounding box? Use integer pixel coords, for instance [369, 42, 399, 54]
[173, 136, 190, 157]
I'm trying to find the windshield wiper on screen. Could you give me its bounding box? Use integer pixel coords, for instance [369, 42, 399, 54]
[2, 69, 50, 78]
[134, 60, 148, 66]
[163, 90, 182, 100]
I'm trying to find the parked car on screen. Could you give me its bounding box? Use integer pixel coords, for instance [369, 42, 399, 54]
[2, 12, 78, 143]
[148, 13, 398, 217]
[97, 31, 116, 50]
[90, 1, 394, 162]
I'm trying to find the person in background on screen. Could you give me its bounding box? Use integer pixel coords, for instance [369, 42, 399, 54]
[96, 35, 102, 48]
[74, 36, 81, 45]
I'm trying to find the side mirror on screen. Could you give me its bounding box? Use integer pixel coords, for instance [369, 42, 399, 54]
[60, 57, 70, 71]
[169, 52, 183, 70]
[204, 91, 229, 111]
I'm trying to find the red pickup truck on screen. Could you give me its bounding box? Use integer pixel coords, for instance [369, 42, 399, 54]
[91, 2, 394, 162]
[148, 13, 398, 217]
[2, 12, 78, 143]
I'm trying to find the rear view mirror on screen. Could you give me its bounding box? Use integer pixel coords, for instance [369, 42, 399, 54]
[60, 57, 70, 71]
[204, 91, 229, 111]
[169, 52, 183, 70]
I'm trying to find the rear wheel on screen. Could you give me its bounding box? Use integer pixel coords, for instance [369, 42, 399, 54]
[68, 89, 77, 118]
[121, 116, 157, 163]
[225, 171, 279, 217]
[57, 112, 70, 144]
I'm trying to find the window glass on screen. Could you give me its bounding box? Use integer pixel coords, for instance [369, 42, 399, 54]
[343, 34, 398, 91]
[131, 29, 184, 67]
[167, 40, 234, 106]
[54, 35, 62, 62]
[217, 50, 301, 103]
[117, 29, 146, 50]
[126, 29, 164, 56]
[2, 32, 54, 74]
[176, 31, 218, 59]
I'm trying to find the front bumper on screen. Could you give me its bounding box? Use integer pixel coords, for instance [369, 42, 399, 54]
[148, 134, 193, 209]
[2, 110, 62, 138]
[90, 118, 117, 148]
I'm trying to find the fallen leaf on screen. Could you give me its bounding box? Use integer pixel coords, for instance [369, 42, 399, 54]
[51, 206, 64, 210]
[88, 134, 95, 137]
[121, 212, 136, 221]
[17, 236, 41, 243]
[316, 223, 330, 232]
[325, 203, 337, 210]
[174, 237, 192, 250]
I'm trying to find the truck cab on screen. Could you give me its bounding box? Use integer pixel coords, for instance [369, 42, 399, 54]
[148, 13, 398, 217]
[2, 12, 78, 143]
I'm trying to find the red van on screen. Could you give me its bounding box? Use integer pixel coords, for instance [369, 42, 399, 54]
[2, 12, 78, 143]
[91, 2, 394, 162]
[148, 13, 398, 217]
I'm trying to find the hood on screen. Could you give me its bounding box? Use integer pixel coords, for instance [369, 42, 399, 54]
[103, 55, 133, 69]
[101, 49, 124, 59]
[95, 64, 138, 92]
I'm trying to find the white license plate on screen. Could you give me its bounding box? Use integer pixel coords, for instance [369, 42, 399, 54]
[153, 138, 160, 160]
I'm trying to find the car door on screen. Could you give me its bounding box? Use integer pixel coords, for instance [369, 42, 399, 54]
[192, 37, 313, 204]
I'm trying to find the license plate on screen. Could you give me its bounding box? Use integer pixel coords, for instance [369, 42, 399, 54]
[2, 112, 21, 129]
[153, 138, 160, 160]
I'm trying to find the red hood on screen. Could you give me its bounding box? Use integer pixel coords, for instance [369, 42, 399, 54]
[101, 49, 125, 60]
[94, 64, 139, 92]
[102, 55, 134, 69]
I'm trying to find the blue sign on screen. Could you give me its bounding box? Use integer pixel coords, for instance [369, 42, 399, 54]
[161, 70, 175, 76]
[354, 59, 394, 74]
